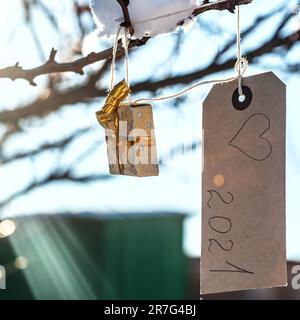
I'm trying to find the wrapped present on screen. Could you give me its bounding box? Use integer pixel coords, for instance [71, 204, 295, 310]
[96, 80, 159, 177]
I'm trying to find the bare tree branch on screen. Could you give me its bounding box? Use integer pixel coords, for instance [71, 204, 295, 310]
[0, 171, 112, 209]
[0, 127, 90, 165]
[0, 0, 252, 85]
[0, 10, 297, 127]
[0, 139, 201, 210]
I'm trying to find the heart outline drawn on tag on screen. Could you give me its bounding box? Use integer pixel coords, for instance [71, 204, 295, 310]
[228, 113, 272, 162]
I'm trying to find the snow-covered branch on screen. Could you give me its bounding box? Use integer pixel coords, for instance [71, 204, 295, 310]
[0, 0, 252, 86]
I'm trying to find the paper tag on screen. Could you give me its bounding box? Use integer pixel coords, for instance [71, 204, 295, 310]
[201, 72, 287, 294]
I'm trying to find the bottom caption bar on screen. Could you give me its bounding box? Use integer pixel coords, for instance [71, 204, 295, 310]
[104, 303, 197, 318]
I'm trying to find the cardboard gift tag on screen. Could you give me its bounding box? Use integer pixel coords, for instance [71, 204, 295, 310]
[106, 103, 159, 177]
[201, 72, 287, 294]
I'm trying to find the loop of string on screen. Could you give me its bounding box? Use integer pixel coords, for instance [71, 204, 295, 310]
[235, 57, 248, 97]
[122, 27, 131, 103]
[235, 5, 247, 98]
[110, 26, 131, 96]
[132, 5, 247, 106]
[110, 26, 123, 91]
[108, 5, 247, 106]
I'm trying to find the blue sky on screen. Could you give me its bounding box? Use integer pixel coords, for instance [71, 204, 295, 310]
[0, 0, 300, 260]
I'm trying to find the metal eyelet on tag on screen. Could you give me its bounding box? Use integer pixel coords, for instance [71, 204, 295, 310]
[232, 85, 253, 111]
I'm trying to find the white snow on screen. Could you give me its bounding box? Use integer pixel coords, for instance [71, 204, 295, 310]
[90, 0, 198, 39]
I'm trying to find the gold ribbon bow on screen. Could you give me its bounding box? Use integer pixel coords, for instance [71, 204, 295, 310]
[96, 79, 131, 132]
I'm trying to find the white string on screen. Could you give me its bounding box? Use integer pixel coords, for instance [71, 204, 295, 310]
[110, 26, 123, 91]
[108, 4, 247, 106]
[123, 27, 131, 103]
[132, 5, 248, 106]
[132, 77, 237, 105]
[236, 5, 245, 98]
[109, 26, 132, 103]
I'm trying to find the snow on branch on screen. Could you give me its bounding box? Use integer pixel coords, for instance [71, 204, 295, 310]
[0, 0, 252, 86]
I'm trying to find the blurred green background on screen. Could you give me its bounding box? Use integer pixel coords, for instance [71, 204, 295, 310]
[0, 214, 300, 300]
[0, 213, 186, 299]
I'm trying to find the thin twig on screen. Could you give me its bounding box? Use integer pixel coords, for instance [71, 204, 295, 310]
[0, 0, 252, 86]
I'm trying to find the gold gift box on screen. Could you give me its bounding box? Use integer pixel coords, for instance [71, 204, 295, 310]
[96, 80, 159, 177]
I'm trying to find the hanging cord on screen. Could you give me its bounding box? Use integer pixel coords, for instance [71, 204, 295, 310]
[110, 26, 123, 91]
[132, 5, 248, 106]
[132, 77, 237, 105]
[123, 27, 131, 103]
[235, 5, 247, 98]
[109, 26, 131, 97]
[106, 4, 248, 106]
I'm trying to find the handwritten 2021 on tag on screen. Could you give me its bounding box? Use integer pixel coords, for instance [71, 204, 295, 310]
[201, 72, 287, 295]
